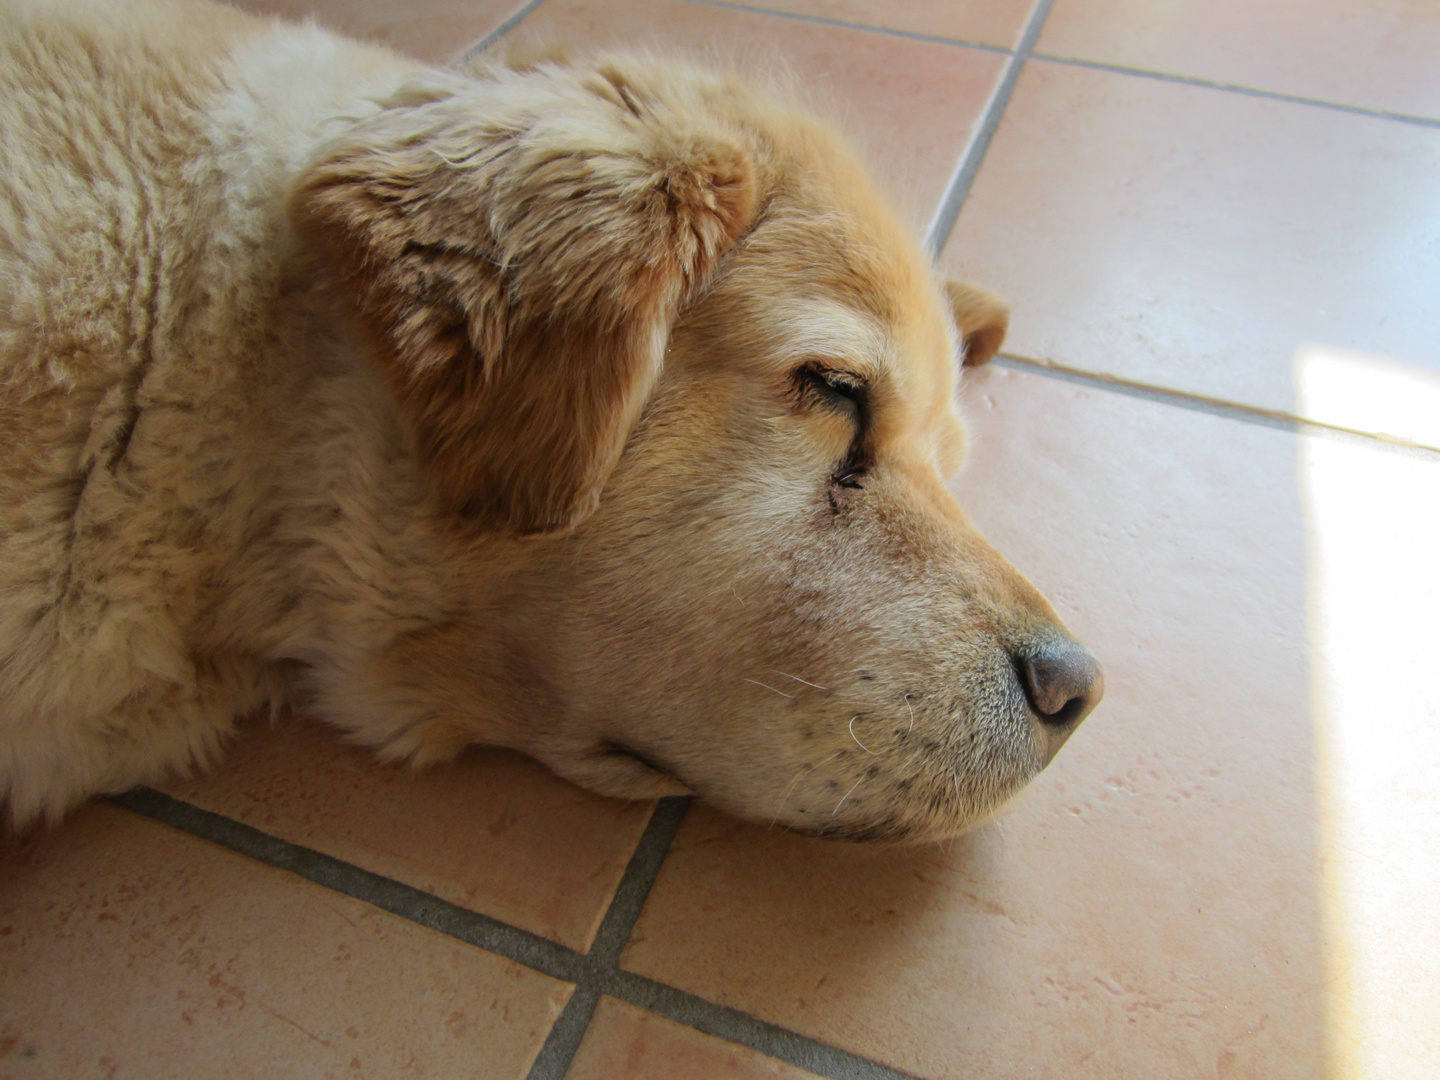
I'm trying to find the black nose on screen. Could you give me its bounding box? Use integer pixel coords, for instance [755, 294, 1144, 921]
[1017, 639, 1103, 758]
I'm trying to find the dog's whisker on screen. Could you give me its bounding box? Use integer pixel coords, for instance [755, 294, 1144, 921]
[904, 692, 915, 735]
[769, 749, 845, 829]
[770, 764, 813, 829]
[743, 677, 794, 699]
[774, 670, 828, 691]
[831, 777, 865, 817]
[848, 715, 877, 755]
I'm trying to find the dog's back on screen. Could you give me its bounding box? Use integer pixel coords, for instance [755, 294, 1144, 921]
[0, 0, 411, 822]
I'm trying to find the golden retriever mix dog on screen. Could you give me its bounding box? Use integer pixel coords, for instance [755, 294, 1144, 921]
[0, 0, 1102, 840]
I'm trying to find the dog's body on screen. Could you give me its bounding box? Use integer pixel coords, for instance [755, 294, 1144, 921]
[0, 0, 1100, 838]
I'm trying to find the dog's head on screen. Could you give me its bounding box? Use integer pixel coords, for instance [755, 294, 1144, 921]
[292, 50, 1101, 842]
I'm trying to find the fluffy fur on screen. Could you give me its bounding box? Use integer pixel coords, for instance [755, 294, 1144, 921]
[0, 0, 1100, 839]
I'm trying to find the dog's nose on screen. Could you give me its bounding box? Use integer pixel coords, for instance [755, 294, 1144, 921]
[1017, 638, 1103, 761]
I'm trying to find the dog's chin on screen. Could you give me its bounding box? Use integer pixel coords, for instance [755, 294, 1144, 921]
[541, 725, 1041, 842]
[771, 794, 1009, 846]
[761, 752, 1043, 846]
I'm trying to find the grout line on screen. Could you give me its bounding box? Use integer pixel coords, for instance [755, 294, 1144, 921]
[107, 788, 588, 981]
[606, 969, 922, 1080]
[923, 0, 1057, 256]
[524, 796, 692, 1080]
[462, 0, 1437, 134]
[679, 0, 1011, 55]
[460, 0, 552, 62]
[111, 787, 915, 1079]
[990, 354, 1440, 462]
[584, 796, 692, 966]
[526, 984, 602, 1079]
[1030, 53, 1440, 130]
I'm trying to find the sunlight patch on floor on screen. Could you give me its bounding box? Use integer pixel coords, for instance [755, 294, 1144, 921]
[1294, 344, 1440, 451]
[1297, 345, 1440, 1079]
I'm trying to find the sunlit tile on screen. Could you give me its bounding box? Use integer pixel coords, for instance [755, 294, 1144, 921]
[1299, 419, 1440, 1079]
[1294, 344, 1440, 450]
[941, 61, 1440, 427]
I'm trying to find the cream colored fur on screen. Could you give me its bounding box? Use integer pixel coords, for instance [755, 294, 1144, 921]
[0, 0, 1097, 839]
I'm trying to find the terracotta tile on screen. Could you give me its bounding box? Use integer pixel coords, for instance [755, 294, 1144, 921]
[226, 0, 528, 62]
[514, 0, 1007, 228]
[1037, 0, 1440, 121]
[741, 0, 1037, 49]
[158, 719, 654, 953]
[566, 997, 821, 1080]
[0, 805, 570, 1079]
[941, 60, 1440, 440]
[615, 365, 1440, 1078]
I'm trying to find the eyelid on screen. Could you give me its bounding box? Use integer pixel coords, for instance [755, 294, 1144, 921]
[818, 369, 864, 394]
[799, 363, 868, 404]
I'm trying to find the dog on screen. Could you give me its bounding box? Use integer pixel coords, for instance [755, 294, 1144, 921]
[0, 0, 1102, 840]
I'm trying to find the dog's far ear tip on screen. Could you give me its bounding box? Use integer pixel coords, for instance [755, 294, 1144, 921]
[944, 277, 1009, 367]
[961, 321, 1007, 368]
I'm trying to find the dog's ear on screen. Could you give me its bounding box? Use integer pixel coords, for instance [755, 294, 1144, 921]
[944, 278, 1009, 367]
[292, 63, 759, 534]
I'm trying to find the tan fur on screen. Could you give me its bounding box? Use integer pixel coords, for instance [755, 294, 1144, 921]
[291, 58, 759, 532]
[0, 0, 1099, 839]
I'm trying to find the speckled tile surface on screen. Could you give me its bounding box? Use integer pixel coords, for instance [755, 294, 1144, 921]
[159, 720, 655, 953]
[1038, 0, 1440, 121]
[566, 997, 823, 1080]
[0, 806, 571, 1079]
[939, 58, 1440, 435]
[737, 0, 1039, 49]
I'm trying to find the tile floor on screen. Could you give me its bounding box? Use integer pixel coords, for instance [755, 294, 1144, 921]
[3, 0, 1438, 1077]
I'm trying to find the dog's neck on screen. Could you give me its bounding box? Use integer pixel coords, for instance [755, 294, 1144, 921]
[217, 262, 548, 764]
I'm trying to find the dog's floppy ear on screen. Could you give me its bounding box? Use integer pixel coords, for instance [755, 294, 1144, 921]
[292, 62, 759, 534]
[944, 278, 1009, 367]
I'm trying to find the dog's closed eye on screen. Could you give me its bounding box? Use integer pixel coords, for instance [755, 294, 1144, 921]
[793, 363, 872, 496]
[794, 362, 868, 425]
